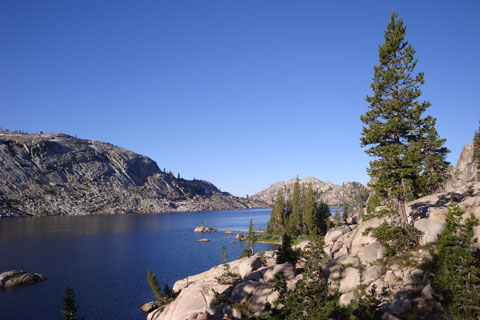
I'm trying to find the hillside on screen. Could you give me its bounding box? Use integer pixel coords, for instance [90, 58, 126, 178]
[0, 131, 265, 217]
[251, 177, 368, 206]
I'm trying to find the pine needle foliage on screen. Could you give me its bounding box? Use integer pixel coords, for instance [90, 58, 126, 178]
[61, 284, 84, 320]
[431, 202, 480, 319]
[360, 11, 449, 228]
[276, 234, 300, 265]
[474, 122, 480, 181]
[147, 269, 175, 306]
[267, 183, 329, 237]
[363, 222, 422, 256]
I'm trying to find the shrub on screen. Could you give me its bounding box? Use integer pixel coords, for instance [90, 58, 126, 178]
[363, 222, 422, 256]
[216, 246, 241, 285]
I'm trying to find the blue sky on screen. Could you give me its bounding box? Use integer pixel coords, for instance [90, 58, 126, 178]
[1, 1, 479, 196]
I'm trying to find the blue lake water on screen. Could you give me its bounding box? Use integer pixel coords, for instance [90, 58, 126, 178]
[0, 208, 273, 320]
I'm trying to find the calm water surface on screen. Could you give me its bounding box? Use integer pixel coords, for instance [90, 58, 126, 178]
[0, 208, 273, 320]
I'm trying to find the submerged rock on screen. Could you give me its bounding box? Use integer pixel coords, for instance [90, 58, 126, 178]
[196, 239, 210, 242]
[0, 270, 47, 288]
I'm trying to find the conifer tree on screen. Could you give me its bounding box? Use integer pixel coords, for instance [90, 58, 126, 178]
[268, 190, 285, 235]
[474, 122, 480, 181]
[316, 202, 330, 235]
[343, 202, 349, 224]
[147, 269, 162, 305]
[287, 178, 302, 235]
[303, 184, 317, 235]
[360, 11, 449, 228]
[334, 209, 341, 224]
[61, 284, 84, 320]
[416, 117, 450, 195]
[246, 219, 256, 256]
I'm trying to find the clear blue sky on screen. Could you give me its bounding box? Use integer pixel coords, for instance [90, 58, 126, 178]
[1, 1, 479, 197]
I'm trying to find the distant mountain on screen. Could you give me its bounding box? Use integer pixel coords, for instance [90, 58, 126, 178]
[0, 131, 265, 217]
[251, 177, 368, 206]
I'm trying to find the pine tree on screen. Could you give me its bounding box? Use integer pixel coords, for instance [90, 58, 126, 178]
[360, 11, 449, 228]
[246, 219, 256, 256]
[316, 201, 330, 235]
[268, 190, 286, 235]
[303, 184, 317, 235]
[431, 201, 480, 318]
[416, 117, 450, 195]
[276, 234, 300, 265]
[147, 269, 162, 305]
[343, 202, 349, 224]
[287, 178, 302, 235]
[61, 284, 84, 320]
[474, 122, 480, 181]
[334, 209, 341, 224]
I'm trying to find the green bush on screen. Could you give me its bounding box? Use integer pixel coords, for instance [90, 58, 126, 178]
[431, 202, 480, 319]
[363, 222, 422, 256]
[276, 234, 300, 265]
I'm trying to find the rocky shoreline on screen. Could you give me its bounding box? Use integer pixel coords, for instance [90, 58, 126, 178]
[143, 181, 480, 320]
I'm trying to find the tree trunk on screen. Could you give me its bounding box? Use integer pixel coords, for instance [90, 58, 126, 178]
[397, 196, 408, 229]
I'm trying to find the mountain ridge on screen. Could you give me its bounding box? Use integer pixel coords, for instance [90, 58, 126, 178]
[251, 176, 368, 206]
[0, 131, 265, 217]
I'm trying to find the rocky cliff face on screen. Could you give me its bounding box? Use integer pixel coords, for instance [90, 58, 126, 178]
[445, 140, 478, 191]
[0, 131, 265, 217]
[251, 177, 368, 206]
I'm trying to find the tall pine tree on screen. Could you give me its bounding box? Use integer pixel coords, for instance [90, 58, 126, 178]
[303, 184, 317, 235]
[287, 178, 302, 235]
[360, 11, 449, 228]
[267, 190, 286, 235]
[474, 122, 480, 181]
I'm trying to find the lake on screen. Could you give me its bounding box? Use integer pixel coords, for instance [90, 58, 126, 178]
[0, 208, 273, 320]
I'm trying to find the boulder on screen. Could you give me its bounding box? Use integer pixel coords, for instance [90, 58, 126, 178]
[194, 226, 217, 233]
[196, 239, 210, 242]
[338, 267, 360, 294]
[0, 270, 47, 288]
[349, 218, 387, 255]
[250, 284, 278, 314]
[236, 234, 245, 241]
[324, 225, 351, 245]
[326, 262, 342, 284]
[357, 241, 385, 264]
[231, 280, 261, 303]
[333, 253, 360, 267]
[224, 231, 233, 234]
[262, 263, 295, 283]
[362, 265, 384, 285]
[414, 219, 445, 245]
[238, 256, 263, 279]
[140, 302, 158, 313]
[339, 292, 356, 307]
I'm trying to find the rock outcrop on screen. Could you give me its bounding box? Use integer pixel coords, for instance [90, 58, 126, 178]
[0, 131, 267, 217]
[146, 179, 480, 320]
[146, 250, 298, 320]
[194, 226, 217, 233]
[445, 140, 478, 191]
[0, 270, 47, 288]
[144, 140, 479, 320]
[251, 177, 368, 206]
